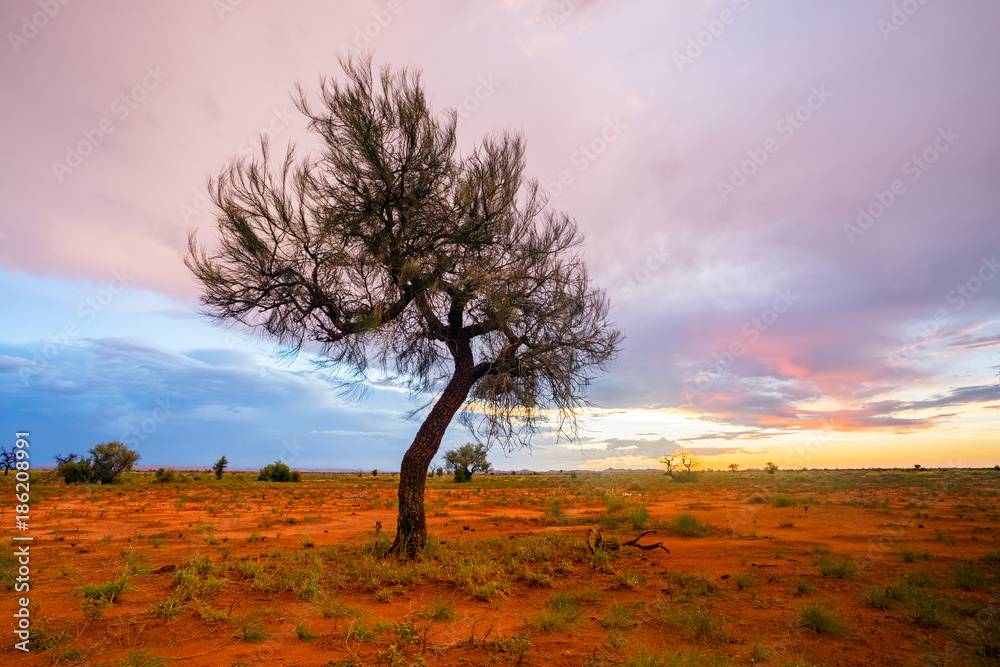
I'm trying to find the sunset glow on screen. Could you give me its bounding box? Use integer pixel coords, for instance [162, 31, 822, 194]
[2, 1, 998, 471]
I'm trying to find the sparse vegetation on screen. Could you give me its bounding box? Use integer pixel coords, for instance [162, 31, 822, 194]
[443, 442, 492, 483]
[258, 460, 300, 482]
[12, 466, 1000, 666]
[798, 602, 848, 635]
[213, 456, 228, 479]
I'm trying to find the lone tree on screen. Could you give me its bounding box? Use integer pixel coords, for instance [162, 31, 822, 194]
[728, 462, 739, 473]
[0, 447, 14, 475]
[186, 57, 621, 555]
[213, 456, 228, 479]
[443, 442, 491, 482]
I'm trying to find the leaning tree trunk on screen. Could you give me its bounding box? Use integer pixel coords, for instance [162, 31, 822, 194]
[391, 360, 476, 556]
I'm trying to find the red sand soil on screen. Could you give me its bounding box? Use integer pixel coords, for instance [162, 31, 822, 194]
[1, 471, 998, 666]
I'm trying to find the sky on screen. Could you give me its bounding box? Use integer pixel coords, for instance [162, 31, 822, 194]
[1, 0, 998, 472]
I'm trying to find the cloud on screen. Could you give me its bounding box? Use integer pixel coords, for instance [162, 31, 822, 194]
[1, 1, 999, 468]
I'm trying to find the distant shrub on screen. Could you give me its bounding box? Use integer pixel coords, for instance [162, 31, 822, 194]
[258, 460, 298, 482]
[153, 468, 176, 484]
[770, 495, 796, 508]
[213, 456, 228, 480]
[765, 462, 779, 474]
[57, 458, 93, 484]
[55, 441, 139, 485]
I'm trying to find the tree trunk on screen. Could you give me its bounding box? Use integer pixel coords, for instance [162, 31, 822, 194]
[391, 362, 476, 556]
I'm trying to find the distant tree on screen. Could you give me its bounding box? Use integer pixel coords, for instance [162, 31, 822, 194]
[660, 451, 701, 482]
[914, 464, 922, 470]
[372, 469, 379, 477]
[55, 443, 139, 485]
[680, 452, 702, 474]
[435, 467, 444, 477]
[258, 460, 299, 482]
[0, 447, 14, 475]
[185, 57, 620, 554]
[213, 456, 228, 479]
[660, 453, 679, 478]
[765, 461, 779, 475]
[444, 443, 491, 483]
[54, 453, 81, 466]
[90, 441, 140, 484]
[728, 463, 739, 473]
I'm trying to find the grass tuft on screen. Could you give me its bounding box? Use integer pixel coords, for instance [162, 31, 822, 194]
[798, 602, 848, 635]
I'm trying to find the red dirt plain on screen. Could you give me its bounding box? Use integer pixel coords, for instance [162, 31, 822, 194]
[2, 468, 998, 666]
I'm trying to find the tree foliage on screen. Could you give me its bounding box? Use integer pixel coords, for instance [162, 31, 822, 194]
[443, 442, 491, 482]
[213, 456, 228, 480]
[660, 450, 701, 482]
[258, 460, 300, 482]
[0, 447, 14, 475]
[55, 442, 140, 485]
[185, 56, 620, 553]
[765, 461, 779, 474]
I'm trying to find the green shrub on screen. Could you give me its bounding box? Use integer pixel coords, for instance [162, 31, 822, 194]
[669, 512, 709, 537]
[89, 441, 140, 484]
[623, 505, 650, 530]
[258, 460, 297, 482]
[56, 442, 139, 484]
[57, 459, 93, 484]
[153, 468, 176, 483]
